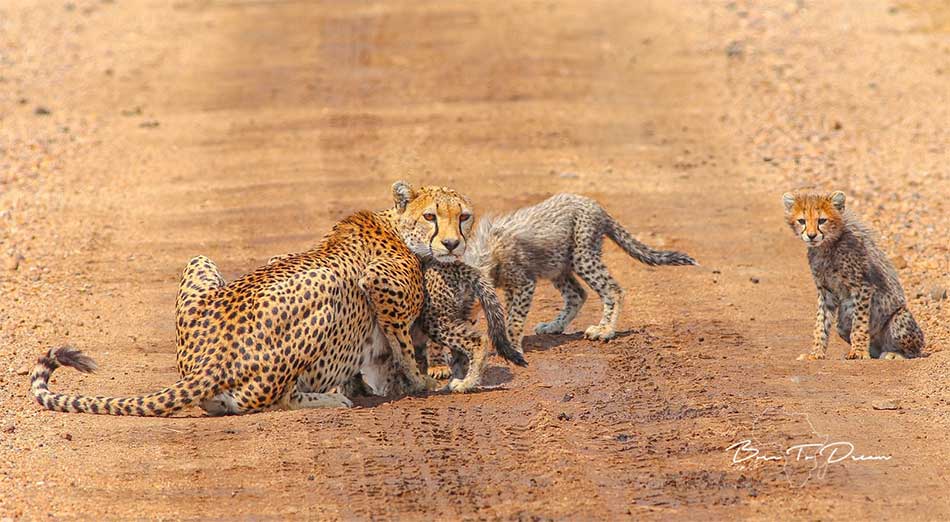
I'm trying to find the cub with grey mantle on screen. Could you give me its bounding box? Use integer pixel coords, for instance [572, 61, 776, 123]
[464, 193, 697, 352]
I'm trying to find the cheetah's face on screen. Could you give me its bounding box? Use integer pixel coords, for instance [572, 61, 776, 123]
[392, 181, 475, 263]
[783, 191, 845, 248]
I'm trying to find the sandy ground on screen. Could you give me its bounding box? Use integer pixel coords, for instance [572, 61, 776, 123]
[1, 0, 949, 520]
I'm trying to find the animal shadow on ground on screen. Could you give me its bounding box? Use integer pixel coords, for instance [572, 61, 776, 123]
[524, 329, 643, 353]
[349, 366, 515, 408]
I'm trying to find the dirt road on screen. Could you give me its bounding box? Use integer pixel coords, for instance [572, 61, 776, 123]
[1, 0, 948, 519]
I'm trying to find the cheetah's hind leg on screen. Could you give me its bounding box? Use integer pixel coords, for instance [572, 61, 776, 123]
[176, 256, 226, 314]
[436, 325, 489, 394]
[176, 255, 227, 376]
[282, 387, 353, 409]
[571, 228, 624, 341]
[535, 274, 587, 335]
[879, 307, 924, 360]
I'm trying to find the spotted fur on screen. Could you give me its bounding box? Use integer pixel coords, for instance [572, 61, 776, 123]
[29, 181, 474, 416]
[784, 191, 925, 360]
[465, 193, 697, 352]
[271, 233, 528, 395]
[411, 258, 526, 392]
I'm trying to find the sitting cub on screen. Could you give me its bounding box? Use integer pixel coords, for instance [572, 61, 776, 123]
[783, 191, 924, 360]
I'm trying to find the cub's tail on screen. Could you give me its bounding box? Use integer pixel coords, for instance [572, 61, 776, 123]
[30, 346, 218, 416]
[605, 215, 697, 267]
[468, 268, 527, 367]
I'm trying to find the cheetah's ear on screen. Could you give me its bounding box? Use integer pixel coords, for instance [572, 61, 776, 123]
[392, 180, 417, 212]
[782, 192, 795, 212]
[830, 191, 846, 211]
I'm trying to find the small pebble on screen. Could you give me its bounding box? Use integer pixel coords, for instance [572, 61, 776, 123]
[929, 286, 947, 301]
[872, 400, 900, 411]
[5, 253, 24, 272]
[725, 40, 744, 58]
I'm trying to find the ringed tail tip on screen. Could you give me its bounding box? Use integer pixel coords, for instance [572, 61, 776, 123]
[52, 346, 98, 374]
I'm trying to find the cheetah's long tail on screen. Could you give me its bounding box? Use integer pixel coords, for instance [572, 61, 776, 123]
[30, 346, 219, 416]
[471, 271, 528, 367]
[605, 215, 697, 267]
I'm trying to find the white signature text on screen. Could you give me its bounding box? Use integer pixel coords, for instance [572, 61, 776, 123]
[726, 439, 892, 465]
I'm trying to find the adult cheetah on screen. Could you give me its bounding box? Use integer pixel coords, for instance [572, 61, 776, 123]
[30, 182, 471, 416]
[270, 188, 527, 395]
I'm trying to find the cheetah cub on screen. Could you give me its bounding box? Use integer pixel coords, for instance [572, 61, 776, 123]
[783, 191, 924, 360]
[465, 193, 697, 352]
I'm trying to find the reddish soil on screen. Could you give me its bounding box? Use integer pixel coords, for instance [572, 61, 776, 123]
[1, 0, 948, 520]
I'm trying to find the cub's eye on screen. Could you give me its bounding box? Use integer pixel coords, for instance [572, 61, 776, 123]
[797, 219, 806, 225]
[423, 213, 436, 222]
[459, 213, 471, 222]
[817, 218, 828, 225]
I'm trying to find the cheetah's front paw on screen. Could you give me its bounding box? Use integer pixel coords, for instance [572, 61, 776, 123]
[535, 321, 565, 335]
[845, 349, 871, 360]
[406, 375, 440, 394]
[797, 352, 826, 361]
[427, 365, 452, 380]
[584, 325, 616, 341]
[423, 375, 441, 391]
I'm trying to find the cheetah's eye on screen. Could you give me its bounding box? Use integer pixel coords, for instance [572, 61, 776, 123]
[459, 213, 471, 222]
[423, 213, 436, 222]
[797, 219, 806, 225]
[817, 218, 828, 225]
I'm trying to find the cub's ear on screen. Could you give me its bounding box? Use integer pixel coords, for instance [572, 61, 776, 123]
[830, 191, 846, 211]
[392, 180, 417, 212]
[782, 192, 796, 212]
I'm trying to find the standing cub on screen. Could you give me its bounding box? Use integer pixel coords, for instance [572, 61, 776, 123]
[783, 191, 924, 360]
[465, 193, 697, 352]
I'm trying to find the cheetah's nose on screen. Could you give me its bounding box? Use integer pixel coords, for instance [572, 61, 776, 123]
[441, 238, 460, 252]
[806, 232, 818, 240]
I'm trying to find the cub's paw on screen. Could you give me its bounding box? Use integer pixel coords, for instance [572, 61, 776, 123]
[535, 321, 565, 335]
[845, 349, 871, 360]
[796, 352, 826, 361]
[427, 365, 452, 380]
[445, 378, 476, 393]
[880, 352, 907, 360]
[584, 325, 616, 341]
